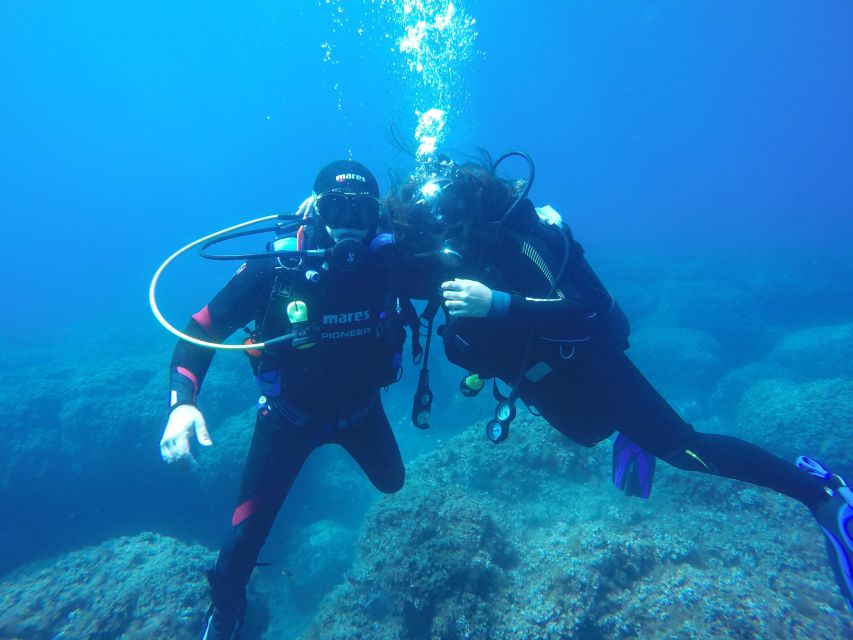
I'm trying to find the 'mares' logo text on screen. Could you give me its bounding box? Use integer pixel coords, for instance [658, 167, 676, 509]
[335, 173, 367, 183]
[321, 309, 371, 341]
[322, 310, 370, 325]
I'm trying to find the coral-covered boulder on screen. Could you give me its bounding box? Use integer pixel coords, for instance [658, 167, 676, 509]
[0, 329, 257, 501]
[733, 376, 853, 471]
[0, 533, 214, 640]
[768, 322, 853, 380]
[709, 361, 802, 418]
[302, 485, 517, 640]
[0, 328, 260, 575]
[300, 418, 853, 639]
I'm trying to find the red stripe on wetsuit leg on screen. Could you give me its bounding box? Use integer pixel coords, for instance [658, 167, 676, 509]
[192, 305, 214, 333]
[175, 366, 199, 400]
[232, 497, 260, 526]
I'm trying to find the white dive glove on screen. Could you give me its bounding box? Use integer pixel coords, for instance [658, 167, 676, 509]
[160, 404, 212, 470]
[441, 278, 494, 318]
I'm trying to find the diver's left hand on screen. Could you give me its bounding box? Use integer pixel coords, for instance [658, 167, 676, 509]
[441, 279, 493, 318]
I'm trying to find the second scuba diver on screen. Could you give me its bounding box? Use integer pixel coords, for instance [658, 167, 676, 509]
[158, 160, 408, 640]
[386, 154, 853, 614]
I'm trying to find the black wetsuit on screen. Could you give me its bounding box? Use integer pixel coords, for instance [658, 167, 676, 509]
[168, 229, 406, 612]
[435, 201, 826, 507]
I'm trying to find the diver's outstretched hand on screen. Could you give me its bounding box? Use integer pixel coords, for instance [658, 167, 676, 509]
[160, 404, 212, 470]
[441, 278, 493, 318]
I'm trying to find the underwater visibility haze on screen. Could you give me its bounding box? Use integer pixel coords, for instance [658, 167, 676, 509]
[1, 1, 852, 638]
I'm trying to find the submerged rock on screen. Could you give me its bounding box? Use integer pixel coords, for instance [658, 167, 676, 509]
[768, 322, 853, 380]
[709, 361, 802, 419]
[734, 376, 853, 472]
[0, 328, 259, 576]
[300, 415, 853, 640]
[0, 532, 214, 640]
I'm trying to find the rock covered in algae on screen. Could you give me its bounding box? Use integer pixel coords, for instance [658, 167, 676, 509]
[300, 415, 853, 640]
[0, 532, 214, 639]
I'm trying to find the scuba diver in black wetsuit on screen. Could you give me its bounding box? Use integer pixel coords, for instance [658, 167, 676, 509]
[158, 160, 407, 640]
[386, 153, 853, 614]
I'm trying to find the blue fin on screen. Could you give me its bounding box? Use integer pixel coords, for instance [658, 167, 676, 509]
[612, 433, 656, 499]
[798, 455, 853, 614]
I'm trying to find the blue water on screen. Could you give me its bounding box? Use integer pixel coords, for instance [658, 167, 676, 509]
[2, 1, 851, 332]
[1, 1, 852, 637]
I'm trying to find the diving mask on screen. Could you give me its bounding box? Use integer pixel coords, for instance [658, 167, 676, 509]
[314, 192, 381, 230]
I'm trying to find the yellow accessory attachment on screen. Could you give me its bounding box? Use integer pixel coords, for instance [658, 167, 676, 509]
[460, 373, 485, 397]
[287, 300, 309, 325]
[287, 300, 315, 349]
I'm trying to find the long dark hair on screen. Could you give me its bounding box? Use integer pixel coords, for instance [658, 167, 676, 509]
[385, 154, 521, 254]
